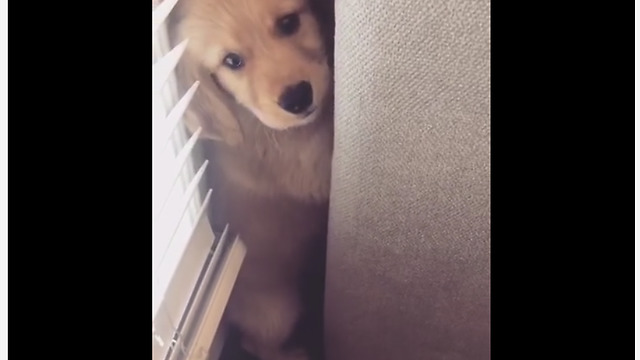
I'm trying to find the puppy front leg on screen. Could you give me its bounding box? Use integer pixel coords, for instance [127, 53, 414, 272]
[228, 288, 308, 360]
[242, 336, 309, 360]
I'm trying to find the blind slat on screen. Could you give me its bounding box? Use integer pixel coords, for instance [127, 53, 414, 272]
[153, 0, 181, 33]
[153, 39, 189, 92]
[181, 235, 246, 360]
[166, 224, 232, 360]
[154, 189, 214, 334]
[161, 81, 200, 146]
[153, 126, 203, 220]
[152, 174, 212, 320]
[153, 160, 209, 271]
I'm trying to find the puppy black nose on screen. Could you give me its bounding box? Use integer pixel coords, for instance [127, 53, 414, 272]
[278, 81, 313, 115]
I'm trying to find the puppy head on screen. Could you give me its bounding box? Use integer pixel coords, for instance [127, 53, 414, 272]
[178, 0, 331, 134]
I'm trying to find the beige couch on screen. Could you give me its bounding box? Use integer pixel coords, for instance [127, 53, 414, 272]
[323, 0, 490, 359]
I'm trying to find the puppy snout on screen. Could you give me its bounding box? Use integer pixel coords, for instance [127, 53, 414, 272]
[277, 81, 313, 115]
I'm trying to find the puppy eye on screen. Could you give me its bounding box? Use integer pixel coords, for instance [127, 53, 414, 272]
[222, 53, 244, 70]
[276, 13, 300, 36]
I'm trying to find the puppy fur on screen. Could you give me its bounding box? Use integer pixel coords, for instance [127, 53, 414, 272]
[168, 0, 333, 359]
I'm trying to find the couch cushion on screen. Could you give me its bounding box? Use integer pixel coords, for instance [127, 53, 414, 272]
[325, 0, 490, 358]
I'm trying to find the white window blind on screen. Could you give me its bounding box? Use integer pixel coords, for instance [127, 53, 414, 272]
[152, 1, 246, 359]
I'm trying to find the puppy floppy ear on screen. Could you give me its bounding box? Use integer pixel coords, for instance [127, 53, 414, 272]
[177, 55, 244, 146]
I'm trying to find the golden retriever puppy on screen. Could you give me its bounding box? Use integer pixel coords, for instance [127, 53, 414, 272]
[168, 0, 333, 359]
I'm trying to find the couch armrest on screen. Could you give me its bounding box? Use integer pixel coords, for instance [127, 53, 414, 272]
[325, 0, 490, 359]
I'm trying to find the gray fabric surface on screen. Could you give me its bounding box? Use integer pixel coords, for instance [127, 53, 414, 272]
[324, 0, 490, 359]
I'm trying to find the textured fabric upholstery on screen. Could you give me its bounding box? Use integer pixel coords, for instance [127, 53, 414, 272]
[324, 0, 490, 359]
